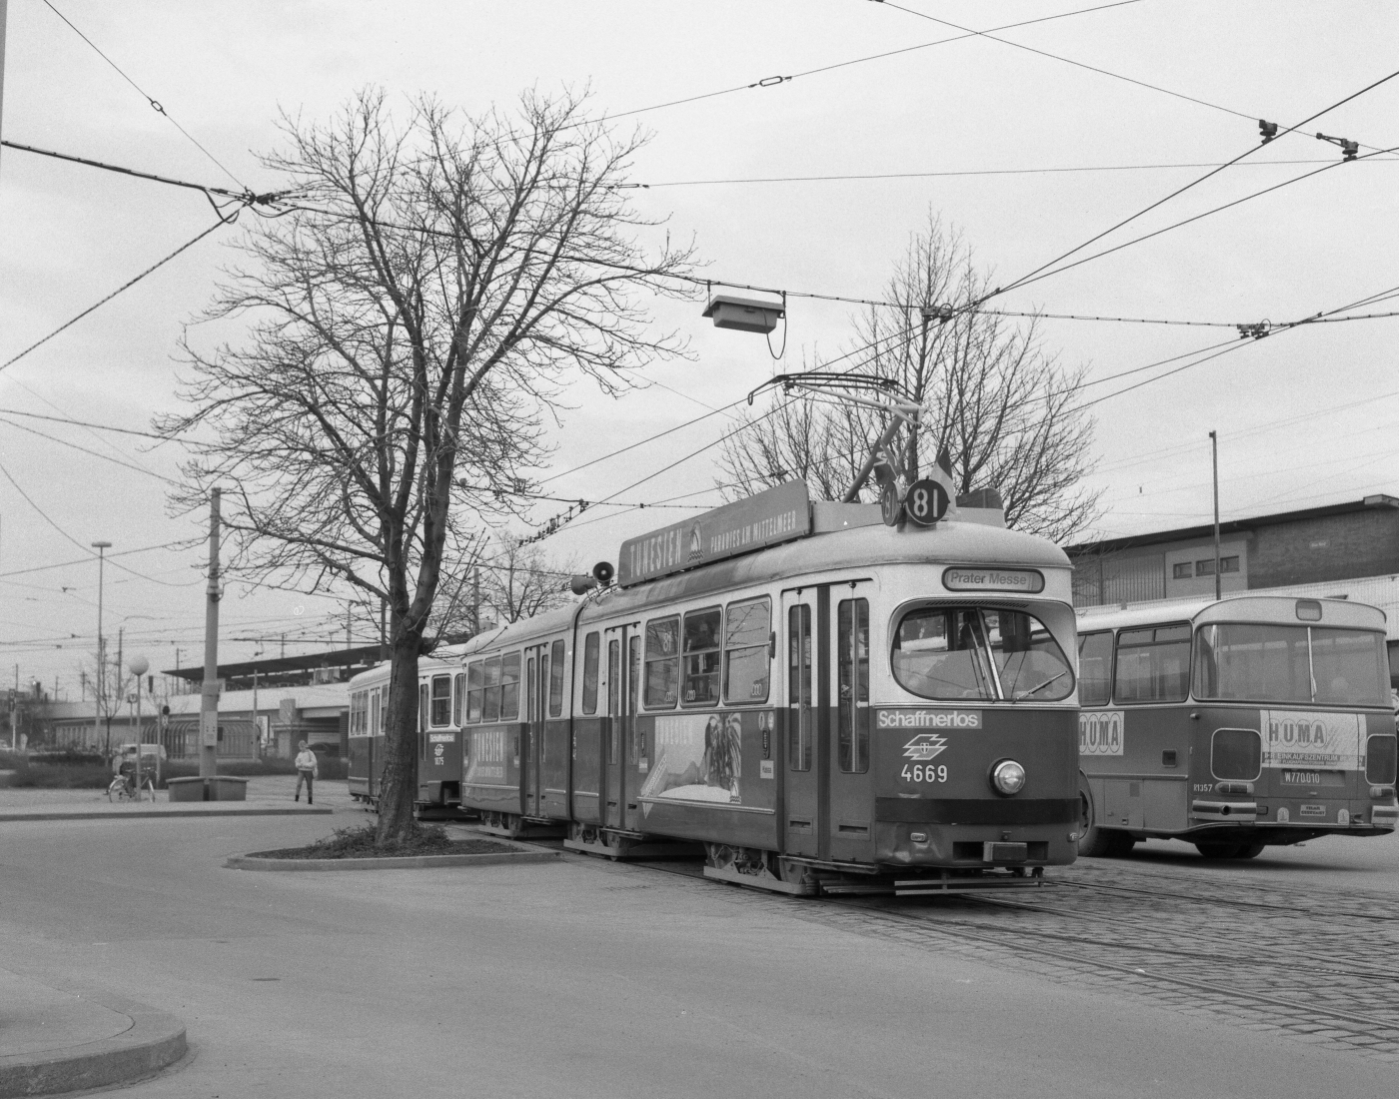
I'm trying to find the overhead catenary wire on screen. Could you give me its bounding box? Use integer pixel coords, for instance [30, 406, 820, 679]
[40, 0, 247, 188]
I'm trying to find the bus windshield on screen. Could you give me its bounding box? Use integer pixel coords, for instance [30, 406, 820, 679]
[1193, 623, 1389, 706]
[892, 606, 1073, 702]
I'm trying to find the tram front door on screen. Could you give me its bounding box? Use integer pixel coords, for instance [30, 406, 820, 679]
[783, 588, 824, 859]
[602, 623, 639, 831]
[783, 580, 873, 863]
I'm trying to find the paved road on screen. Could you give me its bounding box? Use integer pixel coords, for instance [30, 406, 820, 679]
[0, 796, 1395, 1097]
[1128, 830, 1399, 895]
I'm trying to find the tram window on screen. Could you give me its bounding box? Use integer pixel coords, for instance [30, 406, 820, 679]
[838, 598, 870, 773]
[723, 597, 771, 704]
[501, 652, 521, 720]
[984, 610, 1074, 701]
[1114, 625, 1190, 703]
[452, 673, 465, 727]
[582, 633, 600, 715]
[370, 690, 380, 736]
[526, 655, 537, 723]
[629, 636, 641, 713]
[682, 607, 722, 706]
[466, 661, 484, 723]
[1078, 632, 1114, 707]
[892, 608, 993, 700]
[430, 675, 451, 727]
[645, 617, 680, 708]
[607, 639, 620, 717]
[481, 656, 503, 722]
[788, 604, 813, 771]
[549, 639, 566, 716]
[418, 683, 429, 732]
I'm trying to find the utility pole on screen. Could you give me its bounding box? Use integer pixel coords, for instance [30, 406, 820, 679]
[1210, 430, 1222, 601]
[92, 540, 111, 754]
[0, 0, 10, 179]
[199, 489, 221, 779]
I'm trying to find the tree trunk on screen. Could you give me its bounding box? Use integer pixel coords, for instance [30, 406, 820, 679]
[376, 635, 421, 842]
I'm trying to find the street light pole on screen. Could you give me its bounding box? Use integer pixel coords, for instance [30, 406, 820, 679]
[1210, 430, 1222, 601]
[91, 541, 111, 755]
[129, 655, 148, 796]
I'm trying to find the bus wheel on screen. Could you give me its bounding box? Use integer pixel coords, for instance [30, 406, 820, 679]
[1077, 774, 1118, 857]
[1237, 843, 1266, 859]
[1195, 841, 1245, 859]
[1107, 832, 1137, 857]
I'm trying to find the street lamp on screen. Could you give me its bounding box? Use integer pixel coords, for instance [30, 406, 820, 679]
[129, 655, 150, 796]
[91, 541, 111, 756]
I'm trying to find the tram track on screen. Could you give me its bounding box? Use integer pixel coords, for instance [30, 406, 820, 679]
[964, 892, 1399, 983]
[601, 852, 1399, 1051]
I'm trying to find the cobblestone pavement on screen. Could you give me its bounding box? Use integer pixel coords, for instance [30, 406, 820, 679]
[613, 852, 1399, 1063]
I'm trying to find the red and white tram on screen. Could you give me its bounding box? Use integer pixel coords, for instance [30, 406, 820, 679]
[454, 481, 1082, 895]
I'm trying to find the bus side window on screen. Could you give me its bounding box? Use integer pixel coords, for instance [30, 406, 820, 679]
[1078, 632, 1114, 707]
[1114, 626, 1191, 703]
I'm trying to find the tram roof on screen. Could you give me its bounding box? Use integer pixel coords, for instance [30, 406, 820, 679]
[1077, 593, 1387, 632]
[456, 508, 1071, 657]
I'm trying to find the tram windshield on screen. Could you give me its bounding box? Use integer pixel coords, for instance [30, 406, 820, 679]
[1193, 623, 1389, 706]
[892, 606, 1073, 702]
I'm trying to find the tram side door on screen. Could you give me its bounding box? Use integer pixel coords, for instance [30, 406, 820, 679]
[782, 589, 825, 859]
[602, 623, 638, 831]
[523, 643, 550, 817]
[828, 582, 875, 861]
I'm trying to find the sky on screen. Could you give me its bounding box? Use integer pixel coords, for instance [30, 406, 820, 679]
[1, 0, 1397, 699]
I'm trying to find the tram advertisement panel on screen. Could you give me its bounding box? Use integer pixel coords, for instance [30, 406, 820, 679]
[1260, 710, 1364, 770]
[639, 713, 743, 813]
[464, 727, 510, 785]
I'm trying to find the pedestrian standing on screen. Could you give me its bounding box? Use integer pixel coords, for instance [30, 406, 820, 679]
[294, 740, 318, 804]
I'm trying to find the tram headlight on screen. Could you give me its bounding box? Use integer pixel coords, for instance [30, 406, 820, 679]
[990, 759, 1026, 797]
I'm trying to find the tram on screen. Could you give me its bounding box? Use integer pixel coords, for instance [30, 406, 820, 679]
[1076, 595, 1399, 859]
[453, 480, 1082, 896]
[348, 646, 470, 816]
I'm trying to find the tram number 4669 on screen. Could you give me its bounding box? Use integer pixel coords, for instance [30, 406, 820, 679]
[901, 764, 948, 783]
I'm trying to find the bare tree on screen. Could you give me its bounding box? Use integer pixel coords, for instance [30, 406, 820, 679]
[720, 214, 1101, 542]
[163, 88, 691, 842]
[479, 535, 577, 626]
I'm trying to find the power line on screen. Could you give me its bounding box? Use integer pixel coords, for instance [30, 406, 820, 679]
[0, 416, 182, 485]
[619, 157, 1379, 189]
[0, 215, 235, 375]
[988, 68, 1399, 302]
[0, 407, 168, 440]
[40, 0, 246, 188]
[586, 0, 1148, 127]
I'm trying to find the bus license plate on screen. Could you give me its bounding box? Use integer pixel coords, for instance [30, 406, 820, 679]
[1281, 770, 1344, 786]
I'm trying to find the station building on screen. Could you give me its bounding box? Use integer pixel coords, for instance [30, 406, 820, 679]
[37, 644, 386, 758]
[1065, 493, 1399, 684]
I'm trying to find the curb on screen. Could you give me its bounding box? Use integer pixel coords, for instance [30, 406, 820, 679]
[0, 996, 186, 1099]
[0, 807, 334, 823]
[225, 843, 560, 872]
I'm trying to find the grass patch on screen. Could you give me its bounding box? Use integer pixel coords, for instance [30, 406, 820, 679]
[247, 823, 515, 860]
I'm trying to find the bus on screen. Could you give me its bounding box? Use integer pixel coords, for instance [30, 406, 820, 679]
[1076, 595, 1398, 858]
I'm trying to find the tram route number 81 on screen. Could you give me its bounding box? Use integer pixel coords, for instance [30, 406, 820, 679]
[901, 763, 948, 783]
[904, 478, 949, 527]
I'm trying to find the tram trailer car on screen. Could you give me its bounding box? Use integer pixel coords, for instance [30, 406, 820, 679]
[454, 480, 1082, 896]
[348, 648, 473, 817]
[1076, 596, 1399, 859]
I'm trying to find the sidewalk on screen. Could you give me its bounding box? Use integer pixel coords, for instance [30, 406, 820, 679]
[0, 967, 185, 1097]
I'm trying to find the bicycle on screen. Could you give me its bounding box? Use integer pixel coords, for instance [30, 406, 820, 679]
[106, 768, 156, 802]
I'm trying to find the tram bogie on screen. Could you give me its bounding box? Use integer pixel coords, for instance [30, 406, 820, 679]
[1076, 595, 1399, 859]
[451, 482, 1082, 895]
